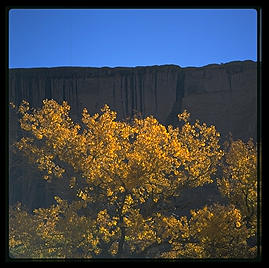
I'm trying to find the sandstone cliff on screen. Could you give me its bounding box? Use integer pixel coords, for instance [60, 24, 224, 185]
[8, 60, 257, 210]
[9, 60, 257, 141]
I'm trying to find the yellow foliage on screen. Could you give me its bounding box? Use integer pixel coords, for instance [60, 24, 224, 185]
[9, 100, 257, 258]
[187, 204, 251, 258]
[217, 138, 258, 239]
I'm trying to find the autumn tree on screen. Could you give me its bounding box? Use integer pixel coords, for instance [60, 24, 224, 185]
[161, 203, 252, 258]
[217, 137, 258, 255]
[9, 99, 256, 258]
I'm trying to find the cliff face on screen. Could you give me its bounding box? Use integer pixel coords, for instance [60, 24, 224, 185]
[9, 60, 257, 141]
[9, 60, 257, 210]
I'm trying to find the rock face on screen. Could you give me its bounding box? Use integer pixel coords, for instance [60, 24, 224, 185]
[9, 60, 257, 141]
[9, 60, 257, 210]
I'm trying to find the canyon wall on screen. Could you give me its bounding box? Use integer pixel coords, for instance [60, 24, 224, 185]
[9, 60, 257, 141]
[8, 60, 258, 210]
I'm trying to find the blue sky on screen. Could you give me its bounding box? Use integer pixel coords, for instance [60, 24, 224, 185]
[9, 8, 257, 68]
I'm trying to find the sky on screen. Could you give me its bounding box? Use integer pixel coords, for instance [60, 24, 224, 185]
[9, 8, 257, 69]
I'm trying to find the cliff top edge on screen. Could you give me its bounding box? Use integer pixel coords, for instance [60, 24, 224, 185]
[9, 60, 256, 71]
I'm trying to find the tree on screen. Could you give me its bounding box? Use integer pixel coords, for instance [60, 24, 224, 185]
[9, 99, 256, 258]
[217, 138, 258, 255]
[161, 203, 252, 258]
